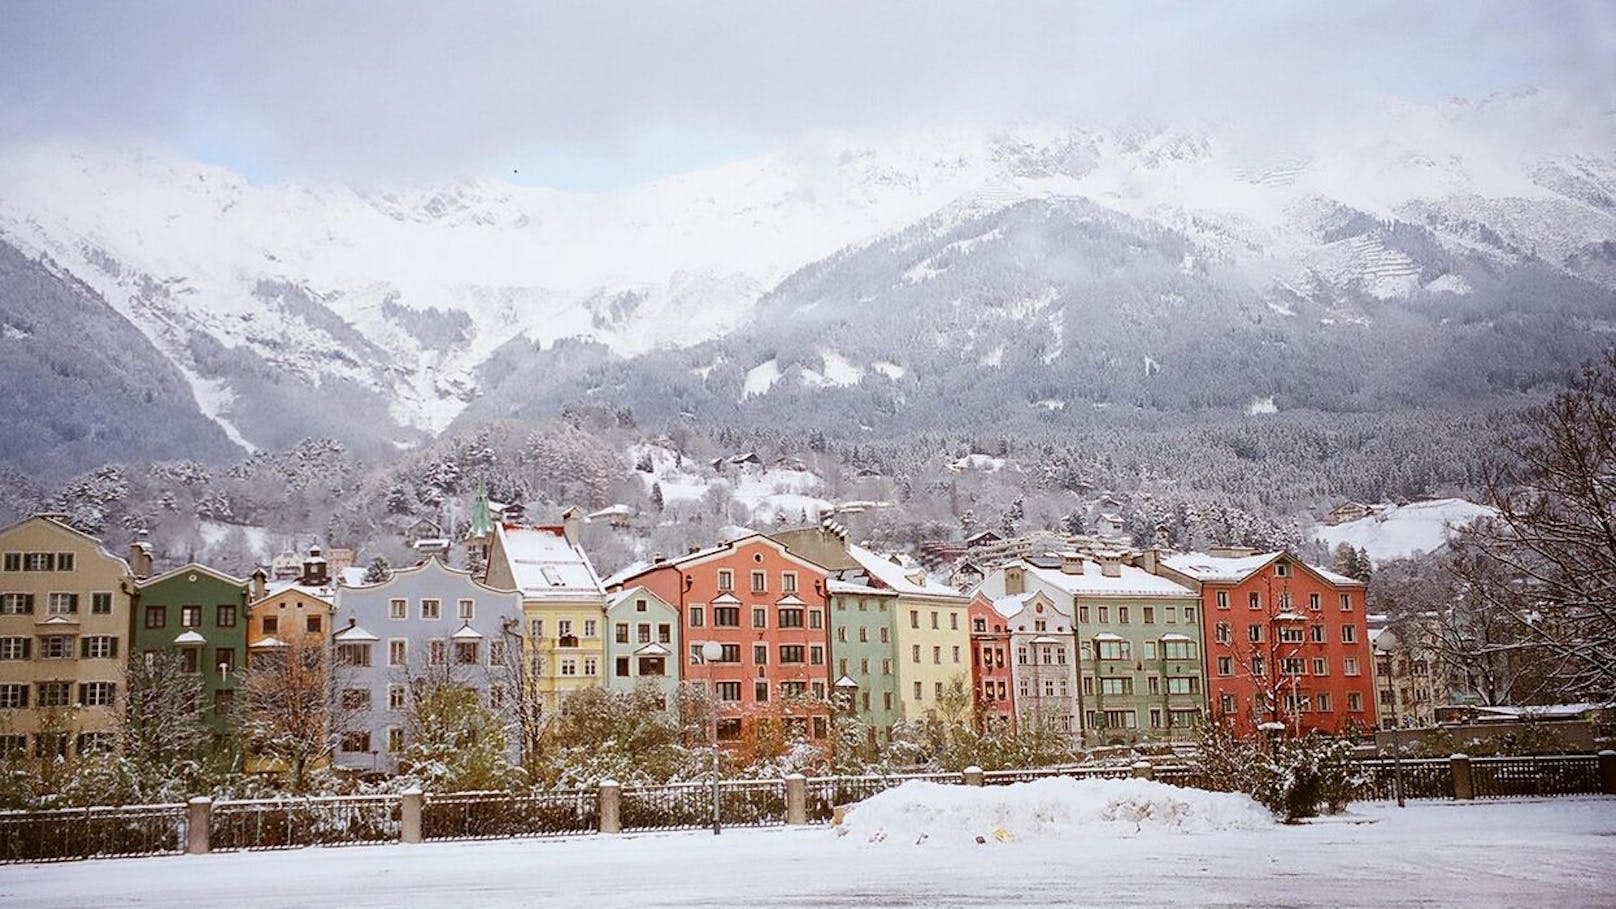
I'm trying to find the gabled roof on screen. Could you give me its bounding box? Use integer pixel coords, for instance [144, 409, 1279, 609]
[249, 636, 286, 649]
[0, 514, 132, 573]
[607, 585, 674, 612]
[633, 642, 671, 656]
[337, 554, 519, 597]
[173, 630, 207, 645]
[846, 544, 965, 600]
[450, 624, 484, 641]
[1161, 551, 1365, 588]
[138, 562, 247, 589]
[614, 533, 832, 585]
[333, 624, 379, 643]
[493, 523, 604, 601]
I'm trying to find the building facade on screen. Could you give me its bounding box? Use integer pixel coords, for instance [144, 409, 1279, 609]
[609, 534, 833, 754]
[132, 563, 250, 734]
[484, 513, 608, 713]
[1153, 549, 1376, 736]
[331, 557, 523, 773]
[967, 592, 1014, 729]
[605, 585, 681, 706]
[0, 516, 133, 762]
[991, 590, 1080, 737]
[824, 581, 900, 748]
[1370, 624, 1440, 730]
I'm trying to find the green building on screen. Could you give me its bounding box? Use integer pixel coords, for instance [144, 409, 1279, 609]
[826, 582, 902, 749]
[132, 563, 250, 732]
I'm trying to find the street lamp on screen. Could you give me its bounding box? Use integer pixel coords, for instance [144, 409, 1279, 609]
[701, 638, 724, 835]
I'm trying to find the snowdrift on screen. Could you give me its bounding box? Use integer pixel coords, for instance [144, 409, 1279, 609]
[836, 777, 1273, 845]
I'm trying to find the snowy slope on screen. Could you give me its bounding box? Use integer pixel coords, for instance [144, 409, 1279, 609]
[1313, 498, 1496, 563]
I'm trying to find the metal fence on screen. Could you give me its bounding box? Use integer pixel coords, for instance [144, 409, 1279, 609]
[1354, 758, 1455, 801]
[620, 782, 711, 831]
[0, 803, 187, 863]
[423, 789, 596, 840]
[804, 772, 956, 821]
[984, 766, 1135, 785]
[212, 795, 401, 851]
[1471, 755, 1602, 799]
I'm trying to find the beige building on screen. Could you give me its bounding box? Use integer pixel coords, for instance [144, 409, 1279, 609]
[0, 515, 134, 761]
[1371, 624, 1440, 729]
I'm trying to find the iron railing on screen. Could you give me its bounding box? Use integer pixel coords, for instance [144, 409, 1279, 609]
[1471, 755, 1601, 799]
[0, 803, 187, 863]
[212, 795, 401, 851]
[1354, 758, 1454, 801]
[620, 782, 711, 831]
[422, 789, 596, 840]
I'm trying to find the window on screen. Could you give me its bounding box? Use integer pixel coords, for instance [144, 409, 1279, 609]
[530, 619, 543, 638]
[1148, 675, 1160, 694]
[341, 688, 371, 710]
[1281, 657, 1305, 675]
[1185, 606, 1195, 623]
[306, 614, 322, 634]
[1339, 593, 1352, 611]
[615, 622, 630, 644]
[37, 681, 71, 708]
[144, 605, 167, 629]
[0, 637, 29, 659]
[81, 636, 117, 659]
[1248, 592, 1261, 610]
[1308, 593, 1321, 611]
[810, 646, 824, 666]
[47, 593, 78, 615]
[1342, 625, 1358, 643]
[1214, 622, 1231, 644]
[780, 645, 805, 664]
[1101, 709, 1137, 729]
[429, 640, 447, 666]
[458, 599, 475, 621]
[932, 645, 941, 664]
[0, 593, 31, 615]
[55, 552, 75, 571]
[638, 624, 652, 644]
[912, 644, 921, 663]
[454, 641, 480, 665]
[1219, 693, 1236, 714]
[23, 553, 53, 571]
[388, 727, 405, 753]
[560, 658, 577, 676]
[421, 599, 441, 620]
[0, 553, 15, 572]
[91, 592, 112, 615]
[713, 607, 740, 627]
[1248, 624, 1263, 643]
[716, 681, 741, 701]
[717, 569, 734, 591]
[1276, 562, 1290, 577]
[1217, 656, 1233, 676]
[751, 607, 767, 628]
[583, 657, 597, 676]
[1118, 607, 1130, 624]
[341, 731, 371, 753]
[216, 604, 237, 628]
[390, 599, 407, 620]
[1096, 639, 1130, 660]
[217, 648, 235, 674]
[750, 570, 766, 593]
[1279, 626, 1304, 644]
[1216, 591, 1229, 609]
[181, 605, 202, 628]
[952, 645, 961, 664]
[778, 608, 803, 628]
[658, 623, 671, 643]
[262, 616, 278, 634]
[1167, 677, 1199, 694]
[388, 640, 407, 666]
[973, 616, 986, 633]
[0, 684, 26, 708]
[882, 659, 892, 675]
[1142, 606, 1155, 624]
[754, 680, 770, 702]
[615, 656, 630, 677]
[1163, 639, 1195, 660]
[878, 627, 888, 643]
[583, 619, 597, 638]
[1079, 606, 1090, 623]
[1098, 607, 1109, 623]
[718, 643, 740, 663]
[1100, 677, 1132, 695]
[689, 606, 704, 627]
[782, 572, 797, 593]
[809, 610, 823, 629]
[1251, 656, 1265, 675]
[716, 718, 742, 740]
[1347, 692, 1364, 711]
[40, 635, 73, 659]
[913, 681, 922, 700]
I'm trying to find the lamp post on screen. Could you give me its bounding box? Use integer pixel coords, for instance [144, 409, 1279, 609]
[701, 639, 724, 835]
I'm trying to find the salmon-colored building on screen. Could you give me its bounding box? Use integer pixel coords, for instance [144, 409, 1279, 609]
[1149, 549, 1375, 737]
[967, 593, 1014, 730]
[608, 534, 832, 757]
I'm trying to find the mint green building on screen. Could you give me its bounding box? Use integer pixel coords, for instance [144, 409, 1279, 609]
[132, 563, 250, 733]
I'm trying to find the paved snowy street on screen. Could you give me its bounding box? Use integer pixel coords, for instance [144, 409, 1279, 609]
[2, 798, 1612, 908]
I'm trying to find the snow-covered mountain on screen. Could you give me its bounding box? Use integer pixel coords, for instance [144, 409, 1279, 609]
[1, 91, 1612, 474]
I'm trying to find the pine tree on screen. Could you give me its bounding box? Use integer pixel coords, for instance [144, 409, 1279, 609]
[362, 556, 392, 584]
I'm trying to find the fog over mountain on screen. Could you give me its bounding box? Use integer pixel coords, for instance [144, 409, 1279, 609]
[0, 91, 1611, 478]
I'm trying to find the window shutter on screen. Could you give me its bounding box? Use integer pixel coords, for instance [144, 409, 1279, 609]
[77, 683, 87, 705]
[80, 637, 91, 658]
[68, 594, 78, 614]
[109, 638, 119, 658]
[20, 638, 29, 659]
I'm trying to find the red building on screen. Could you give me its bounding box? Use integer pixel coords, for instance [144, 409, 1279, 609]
[1150, 550, 1375, 737]
[967, 592, 1015, 730]
[608, 534, 833, 757]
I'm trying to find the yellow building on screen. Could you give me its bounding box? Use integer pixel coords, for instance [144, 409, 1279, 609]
[0, 515, 134, 762]
[484, 511, 607, 713]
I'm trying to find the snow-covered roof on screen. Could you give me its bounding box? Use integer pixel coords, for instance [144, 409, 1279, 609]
[1030, 635, 1063, 645]
[249, 636, 286, 649]
[333, 624, 379, 643]
[848, 544, 965, 599]
[173, 630, 207, 645]
[261, 580, 336, 604]
[601, 560, 653, 590]
[338, 566, 368, 587]
[1161, 551, 1364, 588]
[1025, 563, 1197, 599]
[450, 624, 484, 641]
[775, 593, 807, 606]
[633, 642, 671, 656]
[990, 592, 1036, 618]
[833, 675, 859, 688]
[495, 523, 604, 601]
[1092, 632, 1124, 641]
[1160, 633, 1193, 642]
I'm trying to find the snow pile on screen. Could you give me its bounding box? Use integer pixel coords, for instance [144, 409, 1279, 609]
[837, 778, 1273, 845]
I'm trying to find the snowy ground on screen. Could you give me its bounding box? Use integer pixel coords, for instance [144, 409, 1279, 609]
[3, 798, 1612, 908]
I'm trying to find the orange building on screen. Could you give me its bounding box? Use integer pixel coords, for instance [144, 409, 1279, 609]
[966, 593, 1015, 730]
[608, 534, 832, 756]
[1150, 549, 1375, 737]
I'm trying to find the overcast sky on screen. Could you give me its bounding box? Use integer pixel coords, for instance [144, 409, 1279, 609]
[1, 1, 1610, 189]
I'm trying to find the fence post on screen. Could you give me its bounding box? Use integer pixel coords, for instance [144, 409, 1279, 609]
[785, 774, 807, 825]
[1132, 760, 1154, 781]
[598, 779, 622, 834]
[963, 765, 985, 787]
[1599, 750, 1616, 795]
[1450, 754, 1474, 800]
[186, 797, 211, 855]
[400, 788, 423, 844]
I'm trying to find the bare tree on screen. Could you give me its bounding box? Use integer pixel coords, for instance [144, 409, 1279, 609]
[1455, 349, 1616, 703]
[236, 638, 355, 792]
[117, 650, 212, 799]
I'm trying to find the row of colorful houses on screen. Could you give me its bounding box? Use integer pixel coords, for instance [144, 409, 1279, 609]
[0, 504, 1378, 774]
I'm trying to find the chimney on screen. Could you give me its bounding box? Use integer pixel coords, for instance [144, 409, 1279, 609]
[561, 506, 582, 547]
[249, 567, 267, 601]
[652, 552, 667, 565]
[1142, 547, 1160, 575]
[1209, 545, 1258, 558]
[1004, 565, 1025, 596]
[1058, 551, 1083, 575]
[1098, 551, 1122, 578]
[128, 534, 153, 580]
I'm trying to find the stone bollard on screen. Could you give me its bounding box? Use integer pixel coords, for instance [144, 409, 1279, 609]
[1450, 754, 1474, 800]
[400, 788, 423, 844]
[1131, 760, 1154, 781]
[785, 774, 807, 826]
[598, 780, 622, 834]
[186, 797, 211, 855]
[1599, 750, 1616, 796]
[963, 765, 985, 787]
